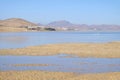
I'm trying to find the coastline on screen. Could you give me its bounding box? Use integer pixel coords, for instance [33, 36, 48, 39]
[0, 29, 120, 32]
[0, 42, 120, 58]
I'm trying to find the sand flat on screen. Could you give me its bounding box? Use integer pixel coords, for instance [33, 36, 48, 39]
[0, 42, 120, 58]
[0, 70, 120, 80]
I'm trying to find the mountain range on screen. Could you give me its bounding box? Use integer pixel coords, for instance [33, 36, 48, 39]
[46, 20, 120, 31]
[0, 18, 120, 31]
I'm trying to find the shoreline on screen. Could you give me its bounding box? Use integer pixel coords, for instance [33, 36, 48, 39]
[0, 42, 120, 58]
[0, 30, 120, 32]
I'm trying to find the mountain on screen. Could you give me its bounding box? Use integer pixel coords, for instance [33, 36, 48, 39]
[78, 24, 120, 31]
[46, 20, 120, 31]
[0, 18, 120, 31]
[47, 20, 74, 27]
[0, 18, 37, 27]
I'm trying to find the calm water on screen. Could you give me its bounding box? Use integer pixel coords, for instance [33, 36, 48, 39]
[0, 32, 120, 73]
[0, 32, 120, 49]
[0, 54, 120, 73]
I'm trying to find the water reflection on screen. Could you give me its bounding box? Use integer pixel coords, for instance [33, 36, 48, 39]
[0, 32, 120, 49]
[0, 36, 28, 44]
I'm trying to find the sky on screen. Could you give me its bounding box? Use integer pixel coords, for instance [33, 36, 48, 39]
[0, 0, 120, 25]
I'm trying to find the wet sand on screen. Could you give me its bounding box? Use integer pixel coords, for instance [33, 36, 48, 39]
[0, 42, 120, 58]
[0, 70, 120, 80]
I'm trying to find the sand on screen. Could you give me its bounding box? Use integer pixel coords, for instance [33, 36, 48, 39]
[0, 42, 120, 58]
[0, 70, 120, 80]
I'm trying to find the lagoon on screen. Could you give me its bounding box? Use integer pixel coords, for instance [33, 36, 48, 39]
[0, 54, 120, 73]
[0, 32, 120, 49]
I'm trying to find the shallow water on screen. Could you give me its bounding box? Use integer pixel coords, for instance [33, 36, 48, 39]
[0, 54, 120, 73]
[0, 32, 120, 49]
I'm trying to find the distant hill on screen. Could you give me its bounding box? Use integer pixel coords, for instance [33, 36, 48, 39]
[0, 18, 120, 31]
[45, 20, 120, 31]
[0, 18, 37, 27]
[47, 20, 74, 27]
[0, 18, 38, 32]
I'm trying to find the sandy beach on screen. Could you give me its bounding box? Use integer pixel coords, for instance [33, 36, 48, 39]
[0, 42, 120, 58]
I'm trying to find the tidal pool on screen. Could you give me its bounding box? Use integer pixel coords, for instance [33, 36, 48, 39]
[0, 54, 120, 74]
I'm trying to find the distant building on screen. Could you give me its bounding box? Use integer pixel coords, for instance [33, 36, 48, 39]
[27, 26, 41, 31]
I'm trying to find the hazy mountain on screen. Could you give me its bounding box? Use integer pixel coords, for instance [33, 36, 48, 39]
[47, 20, 74, 27]
[45, 20, 120, 31]
[0, 18, 37, 27]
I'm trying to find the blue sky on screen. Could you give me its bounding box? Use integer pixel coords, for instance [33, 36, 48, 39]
[0, 0, 120, 24]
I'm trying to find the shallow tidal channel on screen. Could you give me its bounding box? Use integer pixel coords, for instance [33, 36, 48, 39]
[0, 54, 120, 74]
